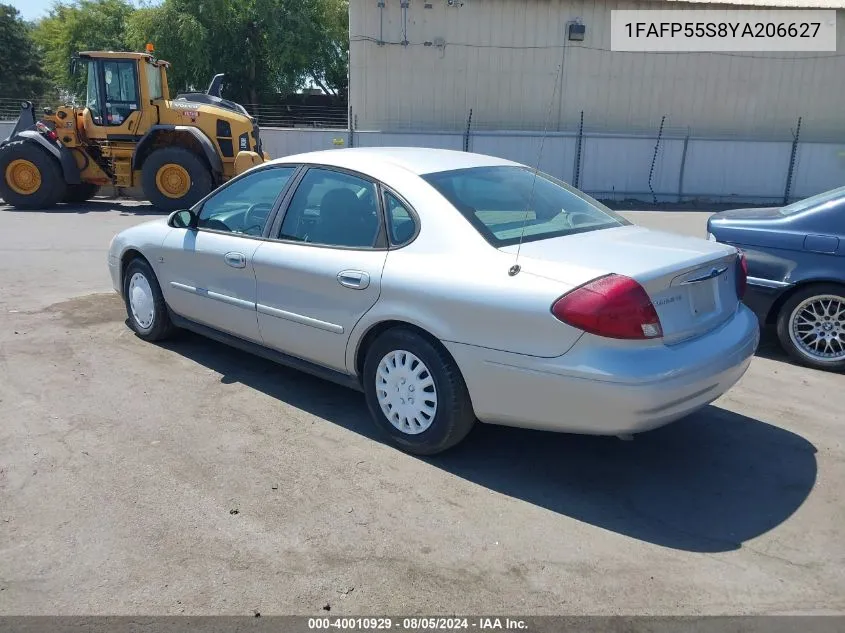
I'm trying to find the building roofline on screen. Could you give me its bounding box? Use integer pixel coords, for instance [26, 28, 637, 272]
[658, 0, 845, 8]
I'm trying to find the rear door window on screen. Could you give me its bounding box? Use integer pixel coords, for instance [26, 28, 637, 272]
[277, 168, 382, 248]
[146, 63, 163, 100]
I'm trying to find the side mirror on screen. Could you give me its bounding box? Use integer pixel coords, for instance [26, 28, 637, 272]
[168, 209, 198, 229]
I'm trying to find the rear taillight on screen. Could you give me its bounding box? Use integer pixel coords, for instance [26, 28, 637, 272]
[36, 121, 58, 143]
[735, 250, 748, 300]
[551, 274, 663, 340]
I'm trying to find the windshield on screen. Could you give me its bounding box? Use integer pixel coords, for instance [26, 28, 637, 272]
[85, 61, 101, 124]
[780, 185, 845, 216]
[422, 166, 630, 247]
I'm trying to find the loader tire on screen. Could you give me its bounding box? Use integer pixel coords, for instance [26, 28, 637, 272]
[0, 140, 66, 209]
[142, 147, 213, 212]
[63, 182, 100, 204]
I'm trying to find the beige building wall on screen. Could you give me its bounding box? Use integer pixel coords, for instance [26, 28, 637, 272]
[348, 0, 845, 140]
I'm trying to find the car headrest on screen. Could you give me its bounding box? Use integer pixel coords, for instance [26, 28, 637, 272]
[319, 188, 362, 222]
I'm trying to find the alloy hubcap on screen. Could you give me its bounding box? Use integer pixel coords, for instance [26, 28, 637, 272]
[128, 272, 155, 329]
[789, 294, 845, 362]
[375, 350, 438, 435]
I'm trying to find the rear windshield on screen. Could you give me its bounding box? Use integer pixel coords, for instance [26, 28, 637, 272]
[423, 166, 629, 247]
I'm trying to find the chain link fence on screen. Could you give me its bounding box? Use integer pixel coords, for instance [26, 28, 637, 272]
[0, 97, 350, 129]
[3, 97, 843, 205]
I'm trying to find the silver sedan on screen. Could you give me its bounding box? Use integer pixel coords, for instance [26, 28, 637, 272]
[107, 147, 760, 455]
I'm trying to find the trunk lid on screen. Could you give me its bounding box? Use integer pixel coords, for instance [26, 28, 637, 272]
[709, 206, 783, 221]
[499, 225, 742, 344]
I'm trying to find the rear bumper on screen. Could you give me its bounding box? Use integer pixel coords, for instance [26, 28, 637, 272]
[445, 304, 760, 435]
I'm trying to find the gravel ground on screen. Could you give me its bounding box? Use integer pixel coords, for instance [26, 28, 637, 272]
[0, 200, 843, 616]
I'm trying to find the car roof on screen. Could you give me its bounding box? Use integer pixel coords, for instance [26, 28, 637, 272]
[265, 147, 522, 176]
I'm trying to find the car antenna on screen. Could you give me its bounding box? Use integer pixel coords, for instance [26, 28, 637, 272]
[509, 61, 564, 277]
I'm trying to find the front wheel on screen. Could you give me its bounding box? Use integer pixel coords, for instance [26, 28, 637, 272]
[122, 258, 175, 342]
[362, 328, 476, 455]
[0, 140, 66, 209]
[776, 283, 845, 372]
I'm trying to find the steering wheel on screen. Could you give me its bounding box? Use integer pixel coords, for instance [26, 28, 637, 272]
[568, 212, 596, 227]
[243, 202, 273, 235]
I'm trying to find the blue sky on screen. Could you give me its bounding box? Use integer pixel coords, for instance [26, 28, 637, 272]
[10, 0, 156, 22]
[9, 0, 55, 21]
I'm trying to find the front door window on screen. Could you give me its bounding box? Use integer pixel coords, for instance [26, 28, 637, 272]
[196, 166, 297, 236]
[102, 60, 139, 126]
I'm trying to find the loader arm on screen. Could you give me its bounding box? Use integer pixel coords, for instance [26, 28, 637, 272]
[2, 101, 37, 145]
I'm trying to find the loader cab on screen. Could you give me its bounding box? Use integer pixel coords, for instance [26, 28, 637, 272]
[75, 51, 169, 139]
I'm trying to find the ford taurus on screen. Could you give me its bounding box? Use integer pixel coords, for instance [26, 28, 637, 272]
[108, 148, 760, 454]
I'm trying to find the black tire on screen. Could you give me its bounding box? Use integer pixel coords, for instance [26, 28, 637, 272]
[62, 182, 100, 203]
[141, 147, 213, 212]
[362, 327, 476, 455]
[776, 283, 845, 372]
[122, 257, 175, 342]
[0, 140, 67, 209]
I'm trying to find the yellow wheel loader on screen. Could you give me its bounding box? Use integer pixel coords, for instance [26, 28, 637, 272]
[0, 46, 270, 211]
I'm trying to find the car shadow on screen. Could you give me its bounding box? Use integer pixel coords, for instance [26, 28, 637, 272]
[754, 325, 804, 365]
[0, 200, 167, 216]
[157, 330, 818, 554]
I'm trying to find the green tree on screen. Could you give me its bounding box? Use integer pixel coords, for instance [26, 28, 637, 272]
[34, 0, 136, 97]
[0, 4, 49, 98]
[307, 0, 348, 98]
[125, 0, 349, 104]
[126, 3, 210, 95]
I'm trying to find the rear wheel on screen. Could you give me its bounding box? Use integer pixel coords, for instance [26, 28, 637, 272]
[362, 327, 476, 455]
[0, 140, 66, 209]
[63, 182, 100, 203]
[122, 257, 175, 342]
[776, 283, 845, 372]
[141, 147, 213, 212]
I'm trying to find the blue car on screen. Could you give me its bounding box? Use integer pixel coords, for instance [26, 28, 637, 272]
[707, 186, 845, 372]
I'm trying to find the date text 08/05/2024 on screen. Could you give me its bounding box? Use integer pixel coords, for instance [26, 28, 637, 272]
[308, 618, 528, 630]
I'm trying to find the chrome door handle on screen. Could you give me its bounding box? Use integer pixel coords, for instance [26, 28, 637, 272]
[224, 252, 247, 268]
[337, 270, 370, 289]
